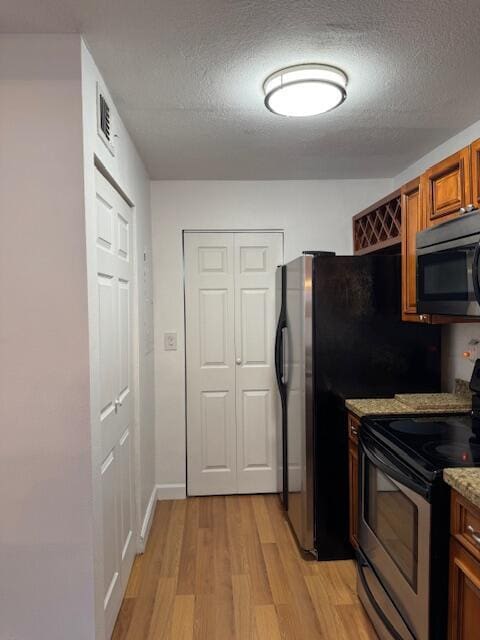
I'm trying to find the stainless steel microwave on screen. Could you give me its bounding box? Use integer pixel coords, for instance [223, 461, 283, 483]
[416, 209, 480, 316]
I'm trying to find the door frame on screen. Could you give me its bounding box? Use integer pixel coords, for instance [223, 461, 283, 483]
[85, 156, 142, 640]
[182, 229, 285, 496]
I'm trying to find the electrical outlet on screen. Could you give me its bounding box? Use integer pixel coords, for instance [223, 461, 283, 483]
[164, 332, 177, 351]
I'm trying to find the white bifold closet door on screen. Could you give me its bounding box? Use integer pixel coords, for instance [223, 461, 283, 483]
[95, 170, 135, 638]
[185, 232, 283, 496]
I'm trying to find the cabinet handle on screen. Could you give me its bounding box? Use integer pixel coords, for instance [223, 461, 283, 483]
[419, 314, 427, 321]
[351, 426, 359, 436]
[467, 524, 480, 545]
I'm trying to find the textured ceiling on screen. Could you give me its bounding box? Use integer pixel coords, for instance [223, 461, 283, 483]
[3, 1, 480, 179]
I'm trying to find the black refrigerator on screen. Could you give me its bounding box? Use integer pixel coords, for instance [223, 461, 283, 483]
[275, 252, 441, 560]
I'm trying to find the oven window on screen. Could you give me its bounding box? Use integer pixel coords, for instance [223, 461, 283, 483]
[365, 462, 419, 590]
[418, 250, 471, 301]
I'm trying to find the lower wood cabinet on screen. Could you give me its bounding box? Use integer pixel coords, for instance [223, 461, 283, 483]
[347, 412, 360, 550]
[449, 539, 480, 639]
[449, 491, 480, 639]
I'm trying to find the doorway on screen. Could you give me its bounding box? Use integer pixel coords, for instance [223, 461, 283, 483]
[184, 231, 284, 496]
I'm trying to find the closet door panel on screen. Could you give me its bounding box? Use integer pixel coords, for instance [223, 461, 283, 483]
[185, 233, 237, 495]
[234, 233, 283, 494]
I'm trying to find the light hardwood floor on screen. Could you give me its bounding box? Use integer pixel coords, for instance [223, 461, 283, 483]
[112, 494, 378, 640]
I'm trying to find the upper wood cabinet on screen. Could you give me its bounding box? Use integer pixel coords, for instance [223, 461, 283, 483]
[471, 138, 480, 210]
[422, 147, 472, 226]
[401, 177, 430, 323]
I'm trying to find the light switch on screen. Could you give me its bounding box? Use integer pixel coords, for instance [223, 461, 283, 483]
[164, 332, 177, 351]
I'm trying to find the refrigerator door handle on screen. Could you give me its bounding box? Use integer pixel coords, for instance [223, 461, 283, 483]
[275, 314, 286, 391]
[281, 327, 288, 385]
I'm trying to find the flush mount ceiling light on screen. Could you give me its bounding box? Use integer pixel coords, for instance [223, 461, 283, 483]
[263, 64, 348, 117]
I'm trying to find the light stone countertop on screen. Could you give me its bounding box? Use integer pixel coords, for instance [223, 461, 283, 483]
[443, 468, 480, 510]
[345, 394, 471, 418]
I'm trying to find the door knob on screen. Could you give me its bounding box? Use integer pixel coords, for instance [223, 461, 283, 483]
[236, 358, 242, 365]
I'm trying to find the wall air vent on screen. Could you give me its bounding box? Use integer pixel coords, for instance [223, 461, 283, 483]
[96, 83, 115, 156]
[99, 94, 111, 141]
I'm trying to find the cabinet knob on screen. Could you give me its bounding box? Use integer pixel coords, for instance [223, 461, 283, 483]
[236, 358, 242, 365]
[459, 207, 466, 214]
[419, 314, 427, 321]
[467, 204, 475, 212]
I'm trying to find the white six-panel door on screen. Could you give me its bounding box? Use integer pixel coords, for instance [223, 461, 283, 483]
[95, 170, 135, 638]
[185, 232, 283, 496]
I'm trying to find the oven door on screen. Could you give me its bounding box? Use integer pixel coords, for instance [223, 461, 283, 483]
[417, 234, 480, 316]
[359, 437, 431, 640]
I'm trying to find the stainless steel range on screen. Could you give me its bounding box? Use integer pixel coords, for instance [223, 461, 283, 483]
[357, 363, 480, 639]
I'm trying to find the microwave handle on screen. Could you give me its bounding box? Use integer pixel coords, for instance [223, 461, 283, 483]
[473, 242, 480, 304]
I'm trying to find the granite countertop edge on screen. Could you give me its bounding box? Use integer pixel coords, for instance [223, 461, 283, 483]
[345, 395, 471, 418]
[443, 468, 480, 510]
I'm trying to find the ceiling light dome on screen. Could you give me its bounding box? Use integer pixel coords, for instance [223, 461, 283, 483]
[263, 64, 347, 117]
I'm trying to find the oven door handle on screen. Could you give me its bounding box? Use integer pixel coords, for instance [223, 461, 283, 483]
[472, 241, 480, 305]
[360, 437, 431, 500]
[356, 550, 415, 640]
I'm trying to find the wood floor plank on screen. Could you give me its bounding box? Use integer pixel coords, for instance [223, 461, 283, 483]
[195, 527, 215, 595]
[240, 497, 273, 605]
[275, 603, 305, 640]
[160, 499, 187, 578]
[169, 594, 195, 640]
[146, 576, 177, 640]
[177, 497, 199, 595]
[305, 574, 347, 639]
[312, 561, 356, 606]
[252, 495, 276, 544]
[113, 495, 377, 640]
[335, 604, 379, 640]
[262, 543, 294, 605]
[255, 604, 282, 640]
[193, 595, 216, 640]
[123, 501, 173, 640]
[111, 598, 135, 640]
[125, 555, 144, 598]
[226, 495, 249, 576]
[232, 574, 256, 639]
[264, 496, 325, 639]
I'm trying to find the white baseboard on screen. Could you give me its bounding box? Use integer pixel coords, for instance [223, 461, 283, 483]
[156, 483, 187, 500]
[140, 485, 158, 543]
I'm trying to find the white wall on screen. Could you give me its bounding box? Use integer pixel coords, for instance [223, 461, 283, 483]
[151, 178, 391, 494]
[81, 41, 156, 637]
[390, 119, 480, 390]
[81, 41, 156, 545]
[0, 34, 156, 640]
[0, 35, 95, 640]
